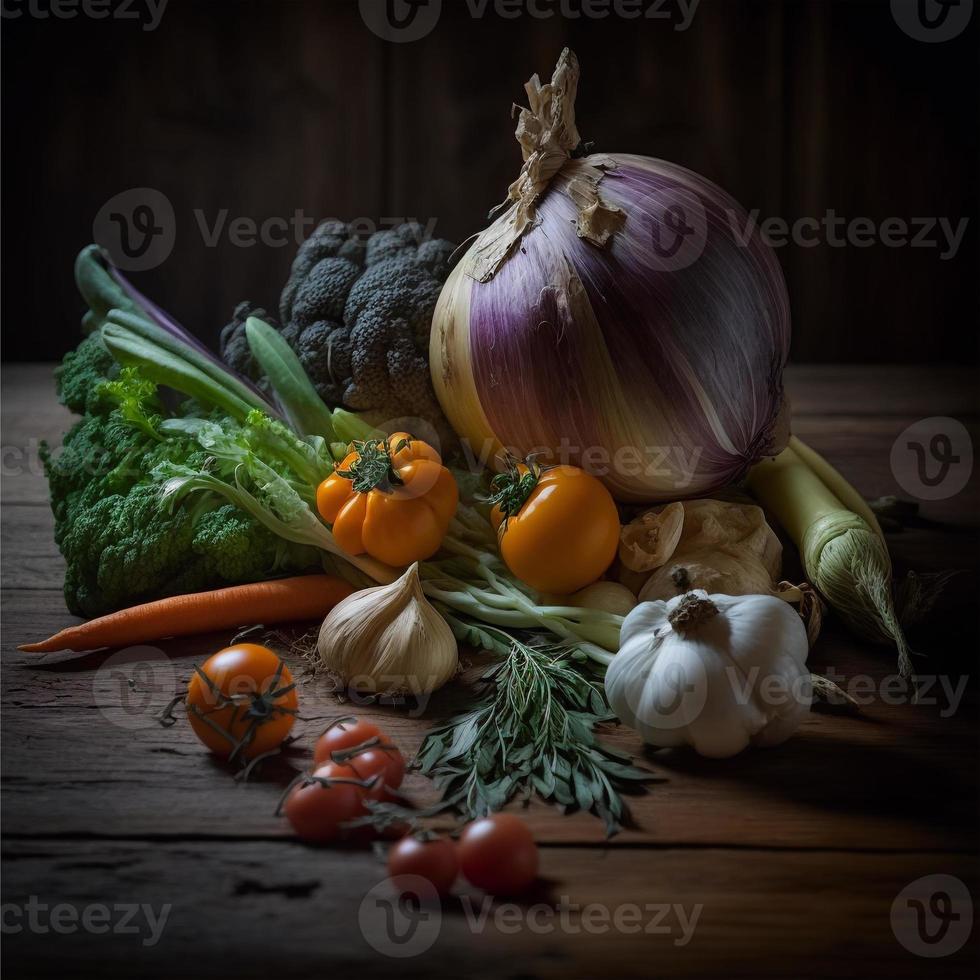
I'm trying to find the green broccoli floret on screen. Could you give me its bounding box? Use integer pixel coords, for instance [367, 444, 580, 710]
[60, 482, 318, 618]
[44, 348, 320, 617]
[270, 221, 458, 448]
[54, 331, 119, 415]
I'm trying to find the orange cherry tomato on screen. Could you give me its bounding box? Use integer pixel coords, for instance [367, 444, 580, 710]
[316, 432, 459, 567]
[489, 459, 620, 595]
[185, 644, 297, 761]
[458, 813, 539, 895]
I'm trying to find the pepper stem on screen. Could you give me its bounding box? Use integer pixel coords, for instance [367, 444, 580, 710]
[337, 438, 404, 494]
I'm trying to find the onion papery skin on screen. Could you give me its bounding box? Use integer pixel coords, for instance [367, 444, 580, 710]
[431, 154, 791, 502]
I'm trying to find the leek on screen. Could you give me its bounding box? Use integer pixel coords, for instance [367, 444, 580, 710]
[747, 441, 913, 678]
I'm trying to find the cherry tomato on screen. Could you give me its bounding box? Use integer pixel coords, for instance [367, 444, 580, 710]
[185, 644, 297, 761]
[283, 762, 370, 843]
[316, 432, 458, 567]
[346, 744, 406, 791]
[490, 460, 619, 595]
[313, 718, 405, 791]
[458, 813, 539, 894]
[313, 717, 383, 766]
[388, 836, 458, 897]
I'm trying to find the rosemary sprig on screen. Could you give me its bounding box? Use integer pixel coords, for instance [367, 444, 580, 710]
[415, 626, 658, 837]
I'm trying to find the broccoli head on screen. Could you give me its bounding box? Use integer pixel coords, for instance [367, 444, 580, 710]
[274, 221, 458, 448]
[43, 349, 319, 617]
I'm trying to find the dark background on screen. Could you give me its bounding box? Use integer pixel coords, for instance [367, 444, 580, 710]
[2, 0, 977, 363]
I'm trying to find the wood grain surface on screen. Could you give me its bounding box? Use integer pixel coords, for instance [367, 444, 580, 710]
[2, 364, 978, 978]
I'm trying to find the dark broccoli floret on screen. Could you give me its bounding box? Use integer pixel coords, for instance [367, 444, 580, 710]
[219, 301, 277, 385]
[274, 221, 458, 447]
[291, 258, 360, 327]
[295, 321, 350, 406]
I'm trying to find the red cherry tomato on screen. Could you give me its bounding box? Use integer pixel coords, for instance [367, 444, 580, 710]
[313, 717, 383, 766]
[387, 836, 459, 897]
[458, 813, 539, 894]
[283, 762, 369, 844]
[346, 744, 406, 791]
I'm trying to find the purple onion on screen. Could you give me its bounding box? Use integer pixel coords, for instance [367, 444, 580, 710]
[430, 51, 790, 502]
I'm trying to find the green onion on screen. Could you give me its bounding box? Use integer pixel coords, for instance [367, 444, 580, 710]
[245, 316, 337, 441]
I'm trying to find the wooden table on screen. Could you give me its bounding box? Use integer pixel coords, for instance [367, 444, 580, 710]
[2, 363, 978, 979]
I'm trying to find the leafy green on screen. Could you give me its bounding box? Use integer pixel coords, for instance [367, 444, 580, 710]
[42, 357, 321, 617]
[415, 629, 657, 836]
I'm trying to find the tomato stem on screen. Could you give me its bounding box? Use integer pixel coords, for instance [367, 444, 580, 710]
[484, 452, 547, 523]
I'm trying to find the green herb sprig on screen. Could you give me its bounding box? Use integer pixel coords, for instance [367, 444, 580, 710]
[416, 624, 658, 837]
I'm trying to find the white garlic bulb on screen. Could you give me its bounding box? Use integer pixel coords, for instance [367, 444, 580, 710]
[605, 590, 811, 758]
[317, 563, 458, 697]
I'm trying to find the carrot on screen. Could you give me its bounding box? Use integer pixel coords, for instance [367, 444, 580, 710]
[18, 575, 354, 653]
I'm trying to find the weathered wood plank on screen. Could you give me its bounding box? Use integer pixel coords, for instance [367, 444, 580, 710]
[2, 364, 978, 852]
[2, 584, 975, 850]
[2, 840, 977, 980]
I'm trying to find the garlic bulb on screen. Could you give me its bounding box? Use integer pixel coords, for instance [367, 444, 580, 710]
[317, 563, 458, 697]
[605, 590, 811, 759]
